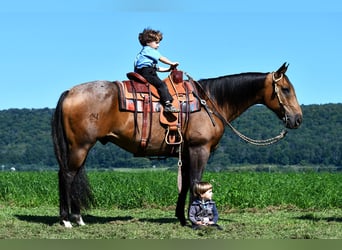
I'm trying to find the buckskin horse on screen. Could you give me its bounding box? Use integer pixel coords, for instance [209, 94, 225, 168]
[51, 62, 302, 227]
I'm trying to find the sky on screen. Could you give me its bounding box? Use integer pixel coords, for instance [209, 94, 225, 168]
[0, 0, 341, 109]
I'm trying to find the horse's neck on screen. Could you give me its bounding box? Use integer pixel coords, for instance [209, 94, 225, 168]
[204, 76, 265, 122]
[224, 97, 260, 123]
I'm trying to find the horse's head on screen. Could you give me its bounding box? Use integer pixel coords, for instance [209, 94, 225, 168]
[264, 63, 302, 129]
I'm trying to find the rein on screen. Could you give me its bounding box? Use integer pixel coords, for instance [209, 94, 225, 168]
[185, 72, 287, 146]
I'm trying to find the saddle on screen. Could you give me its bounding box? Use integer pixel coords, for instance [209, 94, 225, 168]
[115, 69, 201, 151]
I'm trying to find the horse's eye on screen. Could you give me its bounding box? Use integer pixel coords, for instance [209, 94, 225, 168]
[282, 87, 290, 95]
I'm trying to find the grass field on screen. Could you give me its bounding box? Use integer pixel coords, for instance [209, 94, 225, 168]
[0, 170, 341, 239]
[1, 205, 342, 239]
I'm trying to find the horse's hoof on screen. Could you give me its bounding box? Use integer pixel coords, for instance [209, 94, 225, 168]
[74, 215, 86, 226]
[61, 220, 73, 228]
[176, 216, 186, 226]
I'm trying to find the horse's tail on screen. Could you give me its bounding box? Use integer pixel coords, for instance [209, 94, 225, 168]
[51, 91, 93, 214]
[51, 90, 69, 171]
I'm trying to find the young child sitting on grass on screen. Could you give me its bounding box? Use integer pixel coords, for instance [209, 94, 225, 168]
[189, 181, 222, 230]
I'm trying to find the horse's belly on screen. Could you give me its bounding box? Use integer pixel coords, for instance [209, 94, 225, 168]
[112, 134, 177, 157]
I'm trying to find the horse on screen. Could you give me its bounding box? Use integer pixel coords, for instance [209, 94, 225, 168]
[51, 62, 302, 228]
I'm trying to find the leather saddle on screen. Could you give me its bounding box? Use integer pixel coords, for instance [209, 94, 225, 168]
[115, 70, 201, 149]
[117, 70, 200, 114]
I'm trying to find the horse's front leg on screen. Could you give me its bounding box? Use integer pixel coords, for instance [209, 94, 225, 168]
[175, 146, 210, 226]
[175, 155, 190, 226]
[188, 145, 211, 203]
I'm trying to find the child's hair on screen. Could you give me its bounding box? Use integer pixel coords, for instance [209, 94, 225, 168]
[138, 28, 163, 46]
[193, 181, 213, 198]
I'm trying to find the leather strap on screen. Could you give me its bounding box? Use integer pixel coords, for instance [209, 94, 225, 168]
[140, 94, 150, 149]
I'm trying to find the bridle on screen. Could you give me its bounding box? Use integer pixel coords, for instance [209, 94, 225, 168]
[186, 72, 288, 146]
[272, 72, 289, 126]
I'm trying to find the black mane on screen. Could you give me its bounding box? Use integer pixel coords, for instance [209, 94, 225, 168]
[198, 72, 268, 106]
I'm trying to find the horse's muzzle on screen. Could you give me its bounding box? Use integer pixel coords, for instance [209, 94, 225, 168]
[284, 113, 302, 129]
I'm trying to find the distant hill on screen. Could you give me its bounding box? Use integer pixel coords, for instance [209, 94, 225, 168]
[0, 104, 341, 171]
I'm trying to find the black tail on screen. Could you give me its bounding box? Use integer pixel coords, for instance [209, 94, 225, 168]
[51, 91, 93, 218]
[51, 90, 69, 171]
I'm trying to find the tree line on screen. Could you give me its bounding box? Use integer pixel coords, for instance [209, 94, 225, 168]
[0, 104, 341, 171]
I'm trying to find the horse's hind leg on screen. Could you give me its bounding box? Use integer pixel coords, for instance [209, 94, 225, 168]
[59, 146, 92, 227]
[58, 169, 77, 228]
[70, 166, 92, 226]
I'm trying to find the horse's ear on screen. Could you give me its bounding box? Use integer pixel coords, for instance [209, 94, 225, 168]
[276, 62, 289, 75]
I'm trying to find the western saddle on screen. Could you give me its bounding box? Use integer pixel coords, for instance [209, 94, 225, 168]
[115, 69, 201, 152]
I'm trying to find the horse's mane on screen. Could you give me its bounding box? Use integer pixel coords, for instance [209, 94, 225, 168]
[198, 72, 268, 106]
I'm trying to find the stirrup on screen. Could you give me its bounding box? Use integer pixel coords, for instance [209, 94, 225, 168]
[165, 127, 183, 145]
[164, 105, 180, 113]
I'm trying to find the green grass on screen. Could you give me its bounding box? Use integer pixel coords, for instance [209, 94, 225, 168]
[0, 171, 341, 209]
[0, 170, 342, 239]
[0, 205, 341, 239]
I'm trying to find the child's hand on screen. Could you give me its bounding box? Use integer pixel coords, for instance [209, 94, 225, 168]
[169, 63, 179, 70]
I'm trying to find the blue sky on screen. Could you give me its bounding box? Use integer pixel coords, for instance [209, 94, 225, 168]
[0, 0, 341, 109]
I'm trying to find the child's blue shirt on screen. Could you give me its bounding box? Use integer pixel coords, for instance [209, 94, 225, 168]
[134, 46, 162, 69]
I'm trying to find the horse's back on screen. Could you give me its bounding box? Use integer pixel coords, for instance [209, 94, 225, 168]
[62, 81, 117, 113]
[67, 80, 116, 101]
